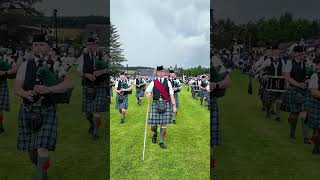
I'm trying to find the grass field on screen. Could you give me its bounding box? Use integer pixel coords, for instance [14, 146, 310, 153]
[215, 70, 320, 180]
[0, 69, 107, 180]
[110, 84, 210, 179]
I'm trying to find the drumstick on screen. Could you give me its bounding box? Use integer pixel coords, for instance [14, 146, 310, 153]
[142, 97, 150, 161]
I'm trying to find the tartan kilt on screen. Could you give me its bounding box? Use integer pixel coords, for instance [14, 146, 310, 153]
[211, 97, 221, 146]
[136, 87, 145, 98]
[174, 93, 179, 108]
[116, 94, 128, 109]
[17, 104, 57, 151]
[0, 80, 9, 112]
[307, 97, 320, 130]
[302, 91, 311, 112]
[148, 100, 172, 125]
[281, 87, 305, 113]
[82, 85, 108, 113]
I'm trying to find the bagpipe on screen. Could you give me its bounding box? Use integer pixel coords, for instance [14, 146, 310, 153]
[36, 65, 73, 104]
[120, 81, 132, 95]
[211, 65, 227, 98]
[0, 58, 16, 79]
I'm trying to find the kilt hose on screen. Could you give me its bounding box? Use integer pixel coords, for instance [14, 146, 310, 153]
[148, 100, 173, 125]
[0, 80, 10, 112]
[174, 93, 179, 108]
[82, 85, 108, 113]
[116, 94, 129, 110]
[307, 96, 320, 130]
[210, 97, 221, 146]
[17, 104, 57, 151]
[136, 87, 145, 98]
[281, 86, 306, 113]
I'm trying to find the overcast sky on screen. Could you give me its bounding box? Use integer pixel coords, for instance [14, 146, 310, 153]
[213, 0, 320, 24]
[111, 0, 209, 68]
[35, 0, 108, 16]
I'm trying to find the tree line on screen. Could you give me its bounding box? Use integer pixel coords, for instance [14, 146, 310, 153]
[213, 12, 320, 50]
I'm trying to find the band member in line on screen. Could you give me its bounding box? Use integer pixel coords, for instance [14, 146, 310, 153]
[15, 33, 73, 180]
[145, 66, 176, 149]
[307, 57, 320, 154]
[135, 73, 146, 106]
[168, 68, 182, 124]
[0, 50, 19, 134]
[115, 71, 132, 123]
[210, 52, 231, 175]
[77, 37, 110, 140]
[282, 46, 310, 143]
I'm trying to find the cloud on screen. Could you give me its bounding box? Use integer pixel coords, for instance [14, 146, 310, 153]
[111, 0, 209, 68]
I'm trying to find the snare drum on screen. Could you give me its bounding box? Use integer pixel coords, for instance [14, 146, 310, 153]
[266, 75, 287, 93]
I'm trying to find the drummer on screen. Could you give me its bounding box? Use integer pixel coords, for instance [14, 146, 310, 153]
[262, 56, 286, 120]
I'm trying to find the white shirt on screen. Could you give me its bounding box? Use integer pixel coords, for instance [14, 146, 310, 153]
[16, 57, 44, 81]
[145, 78, 174, 95]
[309, 73, 319, 89]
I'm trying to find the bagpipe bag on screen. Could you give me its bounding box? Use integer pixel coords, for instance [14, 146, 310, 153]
[36, 65, 73, 104]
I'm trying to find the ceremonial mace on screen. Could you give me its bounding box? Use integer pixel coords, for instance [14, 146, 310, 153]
[142, 97, 150, 161]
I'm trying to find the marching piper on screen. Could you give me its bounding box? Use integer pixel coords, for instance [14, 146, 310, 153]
[0, 50, 18, 134]
[282, 45, 310, 143]
[15, 33, 73, 180]
[168, 68, 182, 124]
[115, 71, 132, 123]
[307, 57, 320, 154]
[77, 37, 111, 140]
[145, 66, 176, 149]
[135, 73, 146, 106]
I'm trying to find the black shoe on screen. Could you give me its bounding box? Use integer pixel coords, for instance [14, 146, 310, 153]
[159, 142, 167, 149]
[173, 120, 176, 124]
[152, 134, 157, 143]
[275, 117, 280, 121]
[0, 128, 4, 134]
[120, 119, 125, 123]
[290, 134, 296, 139]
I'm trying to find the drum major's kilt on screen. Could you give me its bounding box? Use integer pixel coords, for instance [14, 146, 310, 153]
[116, 94, 128, 109]
[174, 93, 179, 108]
[307, 97, 320, 130]
[148, 100, 172, 125]
[136, 87, 145, 98]
[210, 97, 221, 146]
[17, 104, 57, 151]
[281, 87, 305, 113]
[0, 80, 10, 112]
[82, 85, 108, 113]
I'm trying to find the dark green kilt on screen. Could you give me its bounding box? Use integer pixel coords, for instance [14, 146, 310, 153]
[116, 94, 128, 109]
[210, 97, 221, 146]
[17, 104, 57, 151]
[281, 87, 306, 113]
[82, 85, 108, 113]
[148, 100, 172, 125]
[174, 93, 179, 108]
[0, 80, 9, 112]
[136, 87, 145, 98]
[307, 96, 320, 130]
